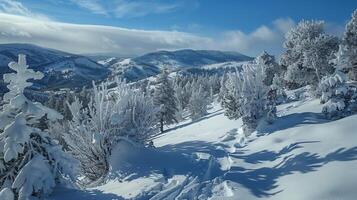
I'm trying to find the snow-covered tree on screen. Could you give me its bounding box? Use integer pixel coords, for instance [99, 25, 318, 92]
[65, 79, 157, 181]
[343, 9, 357, 80]
[0, 55, 77, 199]
[256, 51, 285, 86]
[153, 69, 178, 133]
[115, 88, 158, 143]
[302, 34, 339, 83]
[222, 63, 276, 134]
[218, 73, 228, 103]
[319, 45, 357, 119]
[188, 84, 209, 120]
[221, 75, 241, 120]
[281, 20, 339, 89]
[173, 76, 189, 121]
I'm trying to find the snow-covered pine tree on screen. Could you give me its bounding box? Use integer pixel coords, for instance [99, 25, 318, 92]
[209, 86, 214, 103]
[222, 63, 276, 134]
[188, 84, 209, 120]
[116, 86, 158, 143]
[0, 55, 77, 200]
[173, 76, 188, 121]
[221, 74, 242, 120]
[256, 51, 285, 86]
[153, 69, 178, 133]
[343, 9, 357, 80]
[281, 20, 339, 89]
[319, 45, 357, 119]
[218, 73, 228, 103]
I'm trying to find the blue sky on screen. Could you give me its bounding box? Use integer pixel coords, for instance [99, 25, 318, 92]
[0, 0, 356, 56]
[21, 0, 357, 34]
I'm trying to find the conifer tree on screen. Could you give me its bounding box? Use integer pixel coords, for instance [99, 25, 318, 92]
[153, 69, 178, 133]
[0, 55, 77, 199]
[188, 84, 209, 120]
[343, 9, 357, 80]
[320, 45, 357, 119]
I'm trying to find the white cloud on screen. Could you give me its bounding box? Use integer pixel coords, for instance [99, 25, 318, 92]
[0, 1, 298, 57]
[114, 0, 179, 18]
[209, 18, 296, 56]
[0, 0, 49, 19]
[0, 12, 299, 56]
[273, 18, 296, 33]
[0, 13, 212, 56]
[69, 0, 183, 18]
[70, 0, 107, 15]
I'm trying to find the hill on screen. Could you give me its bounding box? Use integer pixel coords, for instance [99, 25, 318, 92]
[0, 43, 110, 92]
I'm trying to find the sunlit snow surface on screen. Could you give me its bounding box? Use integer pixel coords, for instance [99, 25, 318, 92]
[50, 100, 357, 200]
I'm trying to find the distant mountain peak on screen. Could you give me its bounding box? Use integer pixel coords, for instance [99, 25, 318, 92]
[0, 43, 110, 92]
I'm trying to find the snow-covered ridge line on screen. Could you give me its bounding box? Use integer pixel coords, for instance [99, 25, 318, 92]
[0, 43, 110, 91]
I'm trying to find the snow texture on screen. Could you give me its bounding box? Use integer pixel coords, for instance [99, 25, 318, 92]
[49, 99, 357, 200]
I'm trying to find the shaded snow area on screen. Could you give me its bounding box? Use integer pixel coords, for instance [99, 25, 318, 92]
[49, 100, 357, 200]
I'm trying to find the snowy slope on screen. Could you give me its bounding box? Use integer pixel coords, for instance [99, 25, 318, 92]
[100, 49, 253, 81]
[202, 61, 251, 70]
[0, 43, 110, 91]
[49, 99, 357, 200]
[133, 49, 253, 69]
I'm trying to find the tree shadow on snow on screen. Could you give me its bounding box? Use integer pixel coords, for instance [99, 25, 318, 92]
[231, 141, 319, 164]
[109, 140, 225, 182]
[226, 146, 357, 197]
[49, 188, 124, 200]
[257, 112, 329, 136]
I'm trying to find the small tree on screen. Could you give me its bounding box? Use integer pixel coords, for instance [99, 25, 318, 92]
[256, 51, 285, 86]
[188, 84, 209, 120]
[65, 79, 157, 181]
[320, 45, 357, 119]
[222, 63, 276, 134]
[0, 55, 77, 199]
[153, 69, 178, 133]
[221, 75, 242, 120]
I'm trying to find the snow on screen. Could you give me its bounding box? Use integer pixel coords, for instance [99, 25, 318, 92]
[49, 99, 357, 199]
[0, 43, 110, 90]
[202, 61, 250, 70]
[0, 188, 14, 200]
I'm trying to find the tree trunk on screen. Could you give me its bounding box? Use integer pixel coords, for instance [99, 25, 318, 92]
[160, 118, 164, 133]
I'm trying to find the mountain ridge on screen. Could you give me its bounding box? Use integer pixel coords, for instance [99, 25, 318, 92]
[0, 43, 110, 92]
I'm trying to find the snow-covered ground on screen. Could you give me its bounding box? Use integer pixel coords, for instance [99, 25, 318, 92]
[49, 99, 357, 200]
[202, 61, 250, 70]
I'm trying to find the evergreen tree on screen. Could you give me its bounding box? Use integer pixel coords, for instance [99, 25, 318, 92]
[153, 69, 178, 133]
[343, 9, 357, 80]
[188, 84, 209, 120]
[256, 51, 285, 86]
[218, 73, 228, 103]
[281, 20, 339, 89]
[221, 76, 241, 120]
[222, 63, 276, 135]
[0, 55, 77, 199]
[320, 45, 357, 119]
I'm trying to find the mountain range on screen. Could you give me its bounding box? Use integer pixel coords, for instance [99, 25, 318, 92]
[0, 43, 253, 92]
[0, 43, 110, 93]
